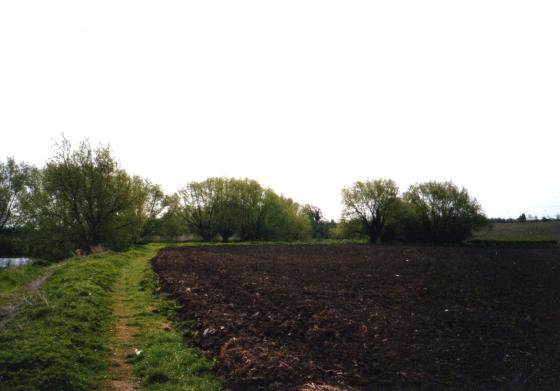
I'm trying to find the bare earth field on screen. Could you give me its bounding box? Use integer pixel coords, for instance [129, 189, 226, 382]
[152, 245, 560, 391]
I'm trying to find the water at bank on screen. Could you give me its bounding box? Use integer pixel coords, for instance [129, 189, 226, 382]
[0, 258, 32, 269]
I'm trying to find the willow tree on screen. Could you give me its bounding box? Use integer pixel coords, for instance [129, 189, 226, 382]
[341, 179, 400, 243]
[22, 138, 158, 257]
[178, 178, 220, 241]
[0, 158, 31, 233]
[179, 177, 311, 242]
[403, 181, 487, 243]
[179, 178, 264, 242]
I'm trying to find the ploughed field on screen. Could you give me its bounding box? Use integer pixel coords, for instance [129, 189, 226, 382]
[152, 245, 560, 391]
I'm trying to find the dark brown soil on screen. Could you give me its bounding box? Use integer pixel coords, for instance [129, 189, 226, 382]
[152, 245, 560, 391]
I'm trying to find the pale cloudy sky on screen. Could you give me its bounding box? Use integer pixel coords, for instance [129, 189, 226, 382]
[1, 1, 559, 220]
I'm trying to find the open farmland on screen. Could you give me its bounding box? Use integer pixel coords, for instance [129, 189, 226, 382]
[153, 245, 560, 391]
[473, 221, 560, 242]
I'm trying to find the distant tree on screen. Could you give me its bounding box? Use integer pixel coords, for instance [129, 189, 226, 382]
[328, 218, 368, 240]
[0, 158, 33, 256]
[231, 179, 264, 241]
[403, 181, 487, 243]
[179, 178, 263, 242]
[517, 213, 527, 222]
[147, 193, 187, 239]
[0, 158, 31, 233]
[257, 190, 311, 241]
[302, 204, 322, 226]
[212, 178, 240, 242]
[179, 179, 219, 241]
[125, 178, 168, 240]
[341, 179, 400, 243]
[179, 178, 311, 242]
[380, 198, 423, 242]
[301, 204, 330, 239]
[21, 138, 151, 257]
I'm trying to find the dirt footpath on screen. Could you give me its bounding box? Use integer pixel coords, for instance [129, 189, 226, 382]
[153, 245, 560, 391]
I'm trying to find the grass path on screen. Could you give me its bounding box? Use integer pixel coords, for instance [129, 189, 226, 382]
[105, 254, 143, 391]
[0, 245, 219, 390]
[104, 244, 220, 391]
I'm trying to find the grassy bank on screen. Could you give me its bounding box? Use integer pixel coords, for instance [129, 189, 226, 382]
[0, 244, 220, 391]
[0, 252, 125, 390]
[0, 260, 52, 307]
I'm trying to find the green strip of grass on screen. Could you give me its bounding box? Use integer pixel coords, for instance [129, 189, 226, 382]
[0, 244, 221, 391]
[0, 252, 126, 391]
[119, 244, 220, 390]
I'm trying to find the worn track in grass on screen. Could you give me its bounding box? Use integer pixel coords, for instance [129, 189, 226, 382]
[104, 244, 220, 391]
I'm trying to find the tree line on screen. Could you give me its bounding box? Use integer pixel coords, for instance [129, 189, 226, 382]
[0, 138, 487, 259]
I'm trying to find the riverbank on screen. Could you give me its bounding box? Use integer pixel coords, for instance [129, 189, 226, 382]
[0, 244, 219, 391]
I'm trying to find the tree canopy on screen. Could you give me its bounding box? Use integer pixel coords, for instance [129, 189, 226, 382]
[341, 179, 400, 243]
[15, 138, 170, 258]
[0, 138, 492, 258]
[179, 177, 310, 242]
[403, 181, 488, 243]
[0, 158, 31, 233]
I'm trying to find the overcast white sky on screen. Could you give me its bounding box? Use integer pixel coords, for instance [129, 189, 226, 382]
[1, 1, 559, 220]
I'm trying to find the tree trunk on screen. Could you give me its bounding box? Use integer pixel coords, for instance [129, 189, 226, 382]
[367, 224, 380, 244]
[220, 230, 233, 243]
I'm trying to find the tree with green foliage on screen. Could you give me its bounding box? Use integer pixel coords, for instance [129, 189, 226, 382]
[132, 179, 167, 239]
[149, 193, 189, 239]
[328, 218, 368, 240]
[20, 138, 157, 258]
[178, 177, 311, 242]
[178, 178, 219, 241]
[257, 190, 311, 241]
[403, 180, 487, 243]
[0, 158, 33, 255]
[234, 179, 265, 241]
[301, 204, 334, 239]
[212, 178, 240, 242]
[0, 157, 31, 233]
[341, 179, 400, 243]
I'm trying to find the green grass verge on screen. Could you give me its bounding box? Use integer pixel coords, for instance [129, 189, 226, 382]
[0, 252, 126, 391]
[119, 244, 220, 390]
[0, 259, 53, 306]
[474, 221, 560, 242]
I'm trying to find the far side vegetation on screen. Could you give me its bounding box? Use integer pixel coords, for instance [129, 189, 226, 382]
[340, 179, 487, 244]
[3, 136, 555, 259]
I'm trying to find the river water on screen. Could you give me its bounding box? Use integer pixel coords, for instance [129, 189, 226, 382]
[0, 258, 32, 269]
